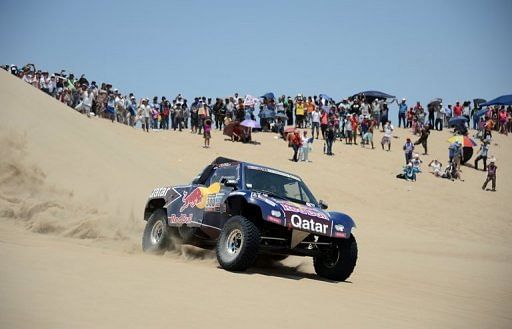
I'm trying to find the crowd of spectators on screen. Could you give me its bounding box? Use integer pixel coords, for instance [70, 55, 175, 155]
[3, 63, 507, 190]
[3, 63, 511, 139]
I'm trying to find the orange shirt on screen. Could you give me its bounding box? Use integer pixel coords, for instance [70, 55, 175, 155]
[306, 101, 315, 114]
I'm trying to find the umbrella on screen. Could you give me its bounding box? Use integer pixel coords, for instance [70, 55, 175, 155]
[240, 119, 261, 129]
[447, 135, 477, 148]
[475, 108, 490, 118]
[319, 93, 332, 101]
[448, 116, 468, 126]
[461, 147, 473, 164]
[261, 92, 275, 100]
[480, 94, 512, 107]
[473, 98, 486, 109]
[428, 98, 442, 107]
[352, 90, 395, 101]
[274, 112, 287, 119]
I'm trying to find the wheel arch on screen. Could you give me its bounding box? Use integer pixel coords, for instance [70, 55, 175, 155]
[144, 198, 167, 221]
[225, 195, 264, 227]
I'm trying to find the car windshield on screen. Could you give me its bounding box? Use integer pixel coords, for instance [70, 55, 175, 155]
[244, 166, 318, 206]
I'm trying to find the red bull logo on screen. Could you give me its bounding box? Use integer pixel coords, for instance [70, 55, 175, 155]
[180, 188, 203, 212]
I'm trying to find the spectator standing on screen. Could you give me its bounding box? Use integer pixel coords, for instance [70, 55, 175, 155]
[453, 102, 463, 117]
[435, 103, 445, 131]
[381, 121, 394, 151]
[295, 97, 305, 128]
[203, 118, 212, 148]
[138, 98, 150, 132]
[482, 157, 497, 191]
[398, 98, 407, 128]
[403, 137, 414, 164]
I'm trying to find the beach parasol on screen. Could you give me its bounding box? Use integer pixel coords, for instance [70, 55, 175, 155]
[240, 119, 261, 129]
[473, 98, 486, 109]
[448, 116, 468, 127]
[352, 90, 395, 102]
[447, 135, 477, 148]
[475, 108, 490, 118]
[480, 94, 512, 107]
[428, 98, 442, 107]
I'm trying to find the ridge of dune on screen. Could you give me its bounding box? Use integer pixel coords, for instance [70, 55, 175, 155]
[1, 69, 512, 328]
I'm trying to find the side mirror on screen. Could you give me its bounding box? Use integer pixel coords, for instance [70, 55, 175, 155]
[319, 200, 328, 210]
[221, 178, 238, 188]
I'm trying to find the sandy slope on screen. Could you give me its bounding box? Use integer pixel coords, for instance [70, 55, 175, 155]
[0, 70, 511, 329]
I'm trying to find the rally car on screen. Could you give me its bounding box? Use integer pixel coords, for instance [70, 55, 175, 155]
[142, 157, 358, 281]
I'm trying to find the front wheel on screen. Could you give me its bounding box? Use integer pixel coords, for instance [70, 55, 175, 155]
[216, 215, 261, 271]
[142, 209, 170, 254]
[313, 235, 358, 281]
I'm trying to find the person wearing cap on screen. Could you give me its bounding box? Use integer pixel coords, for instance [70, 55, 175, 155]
[403, 137, 414, 164]
[127, 96, 137, 126]
[474, 139, 490, 171]
[398, 98, 407, 128]
[295, 98, 305, 128]
[482, 157, 497, 191]
[381, 121, 393, 151]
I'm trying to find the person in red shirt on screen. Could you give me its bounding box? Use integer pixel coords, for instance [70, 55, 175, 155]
[289, 129, 303, 162]
[350, 114, 359, 145]
[453, 101, 463, 117]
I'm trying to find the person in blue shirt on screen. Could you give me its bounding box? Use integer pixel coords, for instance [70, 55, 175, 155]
[398, 98, 408, 128]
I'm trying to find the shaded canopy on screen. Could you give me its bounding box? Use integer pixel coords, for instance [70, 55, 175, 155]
[480, 94, 512, 107]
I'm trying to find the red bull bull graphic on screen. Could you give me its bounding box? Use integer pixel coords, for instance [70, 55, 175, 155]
[180, 187, 204, 212]
[178, 183, 222, 213]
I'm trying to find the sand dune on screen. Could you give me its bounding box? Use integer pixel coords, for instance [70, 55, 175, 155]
[1, 69, 511, 328]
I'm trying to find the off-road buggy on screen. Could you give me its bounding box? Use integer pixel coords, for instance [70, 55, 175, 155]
[142, 157, 357, 281]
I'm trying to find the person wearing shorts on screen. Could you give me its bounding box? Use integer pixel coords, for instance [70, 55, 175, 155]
[381, 121, 393, 151]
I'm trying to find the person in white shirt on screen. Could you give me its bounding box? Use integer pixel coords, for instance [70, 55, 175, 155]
[381, 121, 394, 151]
[300, 130, 312, 162]
[311, 108, 321, 139]
[138, 98, 151, 132]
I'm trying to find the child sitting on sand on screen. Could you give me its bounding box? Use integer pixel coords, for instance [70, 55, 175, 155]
[411, 154, 423, 173]
[396, 163, 416, 181]
[428, 159, 443, 177]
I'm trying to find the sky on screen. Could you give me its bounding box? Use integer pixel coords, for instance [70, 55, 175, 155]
[1, 0, 511, 117]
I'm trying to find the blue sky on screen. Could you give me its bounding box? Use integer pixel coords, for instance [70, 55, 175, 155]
[1, 0, 511, 116]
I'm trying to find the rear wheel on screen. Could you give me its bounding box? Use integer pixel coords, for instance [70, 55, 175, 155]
[142, 209, 170, 254]
[216, 215, 260, 271]
[313, 235, 358, 281]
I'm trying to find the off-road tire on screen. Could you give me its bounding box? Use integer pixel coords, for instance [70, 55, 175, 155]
[313, 235, 358, 281]
[216, 215, 261, 271]
[142, 209, 170, 254]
